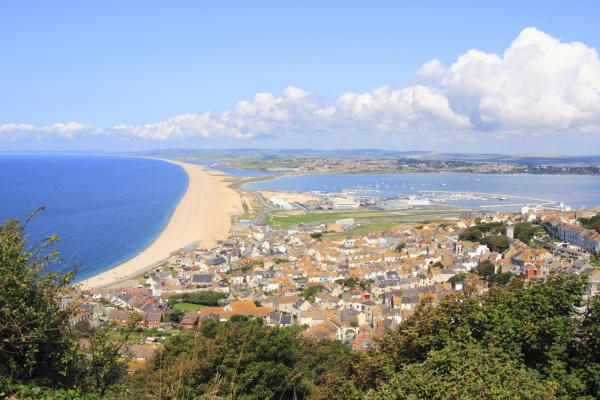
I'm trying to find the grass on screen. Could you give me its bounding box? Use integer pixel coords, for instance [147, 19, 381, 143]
[107, 327, 176, 344]
[173, 303, 207, 312]
[323, 222, 398, 239]
[230, 174, 277, 190]
[264, 210, 392, 229]
[261, 206, 468, 242]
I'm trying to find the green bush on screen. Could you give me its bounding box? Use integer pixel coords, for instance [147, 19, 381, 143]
[0, 379, 98, 400]
[167, 290, 226, 307]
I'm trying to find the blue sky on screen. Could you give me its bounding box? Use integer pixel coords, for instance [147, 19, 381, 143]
[1, 1, 600, 153]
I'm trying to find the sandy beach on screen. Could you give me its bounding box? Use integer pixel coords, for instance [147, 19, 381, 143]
[79, 159, 242, 290]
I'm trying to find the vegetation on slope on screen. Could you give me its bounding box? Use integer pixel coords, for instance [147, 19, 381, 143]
[0, 215, 136, 399]
[579, 214, 600, 233]
[1, 216, 599, 399]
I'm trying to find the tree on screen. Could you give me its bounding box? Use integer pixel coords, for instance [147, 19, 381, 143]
[230, 314, 250, 322]
[200, 317, 219, 338]
[0, 215, 80, 386]
[167, 290, 226, 307]
[302, 340, 393, 400]
[578, 214, 600, 233]
[395, 242, 405, 251]
[474, 221, 505, 234]
[336, 278, 359, 288]
[164, 308, 184, 323]
[358, 279, 374, 290]
[380, 290, 484, 366]
[476, 259, 495, 278]
[0, 380, 98, 399]
[481, 234, 510, 252]
[573, 295, 600, 397]
[489, 271, 515, 285]
[377, 274, 594, 398]
[83, 317, 138, 397]
[0, 215, 128, 398]
[301, 285, 323, 302]
[133, 320, 312, 399]
[447, 274, 465, 285]
[458, 226, 482, 242]
[514, 221, 538, 243]
[367, 342, 556, 400]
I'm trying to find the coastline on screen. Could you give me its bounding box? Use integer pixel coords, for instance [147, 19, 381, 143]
[78, 159, 243, 290]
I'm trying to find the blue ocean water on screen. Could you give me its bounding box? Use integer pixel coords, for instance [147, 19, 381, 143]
[244, 172, 600, 209]
[0, 155, 187, 281]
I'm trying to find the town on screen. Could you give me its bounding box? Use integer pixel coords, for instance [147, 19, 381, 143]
[219, 155, 600, 175]
[71, 188, 600, 365]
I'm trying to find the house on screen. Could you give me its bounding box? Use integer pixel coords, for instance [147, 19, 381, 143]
[267, 311, 294, 327]
[231, 273, 246, 285]
[544, 217, 600, 253]
[192, 273, 215, 287]
[145, 312, 162, 327]
[180, 312, 199, 329]
[585, 269, 600, 298]
[302, 320, 343, 341]
[298, 310, 327, 326]
[524, 264, 541, 279]
[206, 256, 227, 266]
[339, 308, 364, 327]
[350, 329, 375, 351]
[274, 295, 300, 314]
[197, 300, 272, 326]
[129, 344, 158, 362]
[108, 310, 130, 325]
[294, 299, 312, 313]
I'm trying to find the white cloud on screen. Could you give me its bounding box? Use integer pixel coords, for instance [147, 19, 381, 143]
[435, 27, 600, 132]
[1, 27, 599, 148]
[114, 86, 321, 141]
[325, 85, 471, 133]
[0, 121, 95, 140]
[414, 59, 446, 83]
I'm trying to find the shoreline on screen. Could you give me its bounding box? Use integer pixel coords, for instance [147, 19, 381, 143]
[78, 159, 243, 290]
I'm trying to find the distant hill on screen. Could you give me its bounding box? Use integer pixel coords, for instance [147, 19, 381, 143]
[130, 148, 600, 166]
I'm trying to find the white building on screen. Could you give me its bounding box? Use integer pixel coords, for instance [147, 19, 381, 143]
[269, 198, 294, 210]
[332, 196, 359, 210]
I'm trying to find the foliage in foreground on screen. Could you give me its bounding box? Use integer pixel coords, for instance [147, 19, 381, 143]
[0, 379, 97, 400]
[0, 216, 132, 398]
[2, 216, 600, 399]
[0, 217, 78, 386]
[126, 275, 600, 400]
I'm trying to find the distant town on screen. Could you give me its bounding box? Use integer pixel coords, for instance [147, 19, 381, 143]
[222, 156, 600, 175]
[137, 149, 600, 175]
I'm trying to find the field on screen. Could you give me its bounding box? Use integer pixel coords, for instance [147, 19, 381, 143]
[323, 222, 398, 239]
[265, 211, 392, 229]
[264, 207, 467, 231]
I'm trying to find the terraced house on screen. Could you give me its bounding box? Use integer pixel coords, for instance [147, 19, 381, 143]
[543, 216, 600, 254]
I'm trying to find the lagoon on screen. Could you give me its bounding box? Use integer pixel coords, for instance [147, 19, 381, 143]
[244, 172, 600, 209]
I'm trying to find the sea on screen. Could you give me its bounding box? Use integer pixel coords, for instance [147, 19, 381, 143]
[244, 172, 600, 209]
[0, 154, 187, 281]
